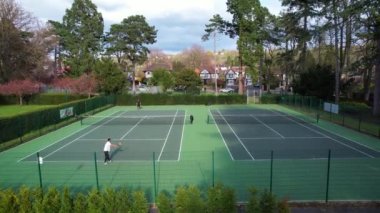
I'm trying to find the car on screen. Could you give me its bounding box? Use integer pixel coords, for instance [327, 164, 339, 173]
[137, 84, 149, 92]
[220, 87, 234, 93]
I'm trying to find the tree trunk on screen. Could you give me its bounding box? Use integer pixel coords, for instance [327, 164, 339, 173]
[373, 23, 380, 115]
[19, 95, 23, 105]
[238, 55, 244, 95]
[333, 0, 340, 104]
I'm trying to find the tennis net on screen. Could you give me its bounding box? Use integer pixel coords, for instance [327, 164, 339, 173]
[207, 113, 319, 125]
[80, 115, 189, 126]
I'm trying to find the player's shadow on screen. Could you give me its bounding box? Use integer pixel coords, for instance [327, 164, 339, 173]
[110, 147, 122, 159]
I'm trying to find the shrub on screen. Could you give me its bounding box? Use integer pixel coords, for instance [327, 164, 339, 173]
[246, 187, 260, 213]
[259, 189, 277, 213]
[206, 183, 236, 213]
[131, 191, 148, 213]
[87, 189, 104, 213]
[116, 188, 131, 212]
[73, 192, 87, 213]
[0, 188, 19, 212]
[60, 187, 73, 213]
[157, 191, 173, 213]
[42, 186, 61, 213]
[175, 185, 204, 213]
[340, 101, 371, 115]
[18, 186, 33, 213]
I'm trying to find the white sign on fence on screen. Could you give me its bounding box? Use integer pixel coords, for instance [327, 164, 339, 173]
[60, 107, 74, 119]
[324, 102, 339, 114]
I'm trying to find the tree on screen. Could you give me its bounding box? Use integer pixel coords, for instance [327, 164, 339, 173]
[204, 0, 275, 94]
[49, 0, 104, 77]
[0, 0, 41, 83]
[292, 65, 335, 100]
[180, 45, 213, 71]
[70, 73, 97, 98]
[281, 0, 321, 71]
[150, 68, 174, 92]
[351, 0, 380, 115]
[94, 58, 126, 94]
[0, 79, 39, 105]
[131, 191, 148, 213]
[105, 15, 157, 92]
[173, 69, 202, 94]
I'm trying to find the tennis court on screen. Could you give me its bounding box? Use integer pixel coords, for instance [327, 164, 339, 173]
[1, 104, 380, 201]
[209, 108, 380, 160]
[19, 109, 186, 162]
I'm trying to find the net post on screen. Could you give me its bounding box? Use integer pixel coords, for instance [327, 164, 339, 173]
[270, 150, 273, 193]
[80, 116, 83, 125]
[94, 152, 99, 191]
[153, 152, 157, 206]
[37, 152, 43, 190]
[316, 113, 320, 123]
[325, 149, 331, 203]
[207, 115, 210, 124]
[358, 117, 362, 132]
[212, 151, 215, 187]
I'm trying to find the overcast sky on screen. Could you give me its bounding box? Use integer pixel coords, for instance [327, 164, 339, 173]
[20, 0, 283, 54]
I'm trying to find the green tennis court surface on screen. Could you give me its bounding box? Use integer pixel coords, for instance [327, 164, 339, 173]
[20, 109, 186, 162]
[1, 105, 380, 202]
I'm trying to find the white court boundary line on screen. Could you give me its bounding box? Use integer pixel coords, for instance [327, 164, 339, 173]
[216, 109, 255, 160]
[119, 116, 146, 140]
[17, 111, 125, 162]
[250, 114, 285, 139]
[158, 109, 178, 161]
[78, 138, 165, 141]
[270, 110, 376, 158]
[209, 109, 235, 161]
[177, 110, 187, 161]
[240, 136, 328, 140]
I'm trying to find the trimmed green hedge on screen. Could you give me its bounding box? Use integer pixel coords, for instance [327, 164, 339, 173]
[116, 94, 246, 105]
[0, 93, 87, 105]
[260, 94, 281, 104]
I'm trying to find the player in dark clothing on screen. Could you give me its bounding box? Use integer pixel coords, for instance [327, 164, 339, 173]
[136, 98, 142, 109]
[190, 115, 194, 124]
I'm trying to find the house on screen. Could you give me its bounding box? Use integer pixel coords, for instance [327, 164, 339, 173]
[142, 63, 172, 80]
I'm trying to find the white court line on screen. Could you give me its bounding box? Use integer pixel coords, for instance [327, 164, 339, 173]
[217, 109, 255, 160]
[158, 109, 178, 161]
[240, 136, 328, 140]
[250, 114, 285, 139]
[42, 116, 125, 159]
[119, 116, 147, 140]
[17, 111, 124, 162]
[77, 138, 165, 141]
[271, 110, 375, 158]
[209, 109, 235, 161]
[177, 110, 186, 161]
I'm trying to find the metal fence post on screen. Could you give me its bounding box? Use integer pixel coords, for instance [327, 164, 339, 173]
[270, 150, 273, 193]
[212, 151, 215, 187]
[94, 152, 99, 191]
[325, 149, 331, 203]
[37, 152, 43, 189]
[153, 152, 157, 204]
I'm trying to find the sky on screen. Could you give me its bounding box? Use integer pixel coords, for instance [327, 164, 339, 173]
[20, 0, 283, 54]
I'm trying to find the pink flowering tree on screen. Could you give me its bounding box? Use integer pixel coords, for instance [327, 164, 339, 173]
[52, 74, 97, 98]
[0, 80, 40, 105]
[70, 74, 98, 98]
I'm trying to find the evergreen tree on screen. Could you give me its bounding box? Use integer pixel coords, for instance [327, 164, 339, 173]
[131, 191, 148, 213]
[42, 186, 61, 213]
[49, 0, 104, 77]
[73, 192, 87, 213]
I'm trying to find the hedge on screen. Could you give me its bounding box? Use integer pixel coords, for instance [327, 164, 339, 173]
[115, 94, 246, 105]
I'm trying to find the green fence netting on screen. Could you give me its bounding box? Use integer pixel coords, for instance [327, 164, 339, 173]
[0, 96, 115, 144]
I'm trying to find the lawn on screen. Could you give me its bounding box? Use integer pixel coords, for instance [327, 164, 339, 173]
[0, 105, 55, 117]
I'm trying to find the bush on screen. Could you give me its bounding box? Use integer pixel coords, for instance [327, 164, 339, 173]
[206, 183, 236, 213]
[157, 191, 173, 213]
[115, 94, 246, 105]
[340, 101, 371, 115]
[131, 191, 148, 213]
[261, 94, 281, 104]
